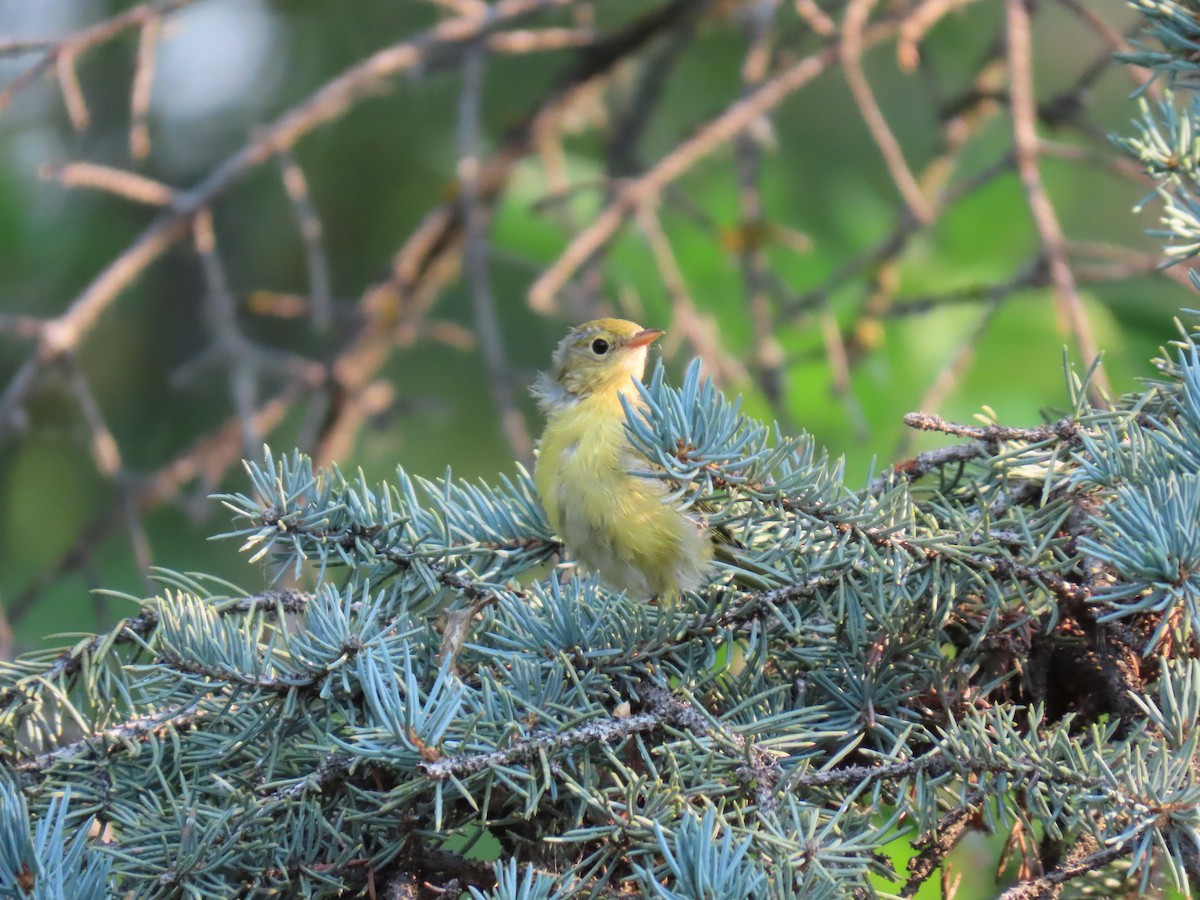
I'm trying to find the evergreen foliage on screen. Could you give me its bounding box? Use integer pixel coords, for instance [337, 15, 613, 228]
[10, 1, 1200, 897]
[1121, 0, 1200, 282]
[0, 783, 109, 900]
[7, 325, 1200, 895]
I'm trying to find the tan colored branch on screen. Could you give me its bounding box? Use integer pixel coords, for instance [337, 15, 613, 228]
[1005, 0, 1109, 399]
[527, 21, 898, 312]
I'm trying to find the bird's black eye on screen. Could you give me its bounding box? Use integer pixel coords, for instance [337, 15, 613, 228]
[591, 338, 610, 355]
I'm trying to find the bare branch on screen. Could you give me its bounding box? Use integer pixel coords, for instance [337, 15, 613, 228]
[129, 14, 162, 160]
[55, 49, 89, 131]
[902, 411, 1082, 445]
[637, 206, 749, 386]
[417, 686, 774, 787]
[17, 704, 207, 775]
[897, 0, 985, 72]
[0, 0, 196, 119]
[735, 0, 789, 414]
[41, 161, 175, 206]
[193, 209, 261, 458]
[820, 305, 868, 438]
[841, 0, 933, 223]
[901, 791, 984, 897]
[64, 354, 122, 478]
[0, 0, 584, 440]
[1005, 0, 1108, 399]
[870, 444, 984, 494]
[7, 370, 326, 626]
[527, 21, 898, 311]
[488, 27, 596, 53]
[997, 837, 1131, 900]
[311, 0, 703, 464]
[457, 41, 533, 462]
[904, 301, 1001, 450]
[277, 149, 334, 330]
[793, 0, 836, 37]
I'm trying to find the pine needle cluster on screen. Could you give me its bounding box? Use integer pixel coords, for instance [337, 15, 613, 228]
[6, 327, 1200, 896]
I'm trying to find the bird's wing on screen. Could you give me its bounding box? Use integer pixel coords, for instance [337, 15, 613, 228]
[626, 450, 784, 591]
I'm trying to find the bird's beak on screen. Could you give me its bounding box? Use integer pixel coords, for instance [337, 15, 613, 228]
[625, 328, 665, 350]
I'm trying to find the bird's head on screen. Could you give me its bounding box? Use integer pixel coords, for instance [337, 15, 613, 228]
[533, 318, 665, 409]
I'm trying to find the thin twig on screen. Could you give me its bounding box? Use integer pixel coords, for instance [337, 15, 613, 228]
[277, 149, 334, 330]
[193, 209, 261, 458]
[793, 0, 836, 37]
[870, 444, 984, 494]
[119, 490, 155, 589]
[1005, 0, 1109, 400]
[129, 14, 161, 160]
[55, 49, 90, 131]
[997, 838, 1132, 899]
[1038, 139, 1149, 182]
[527, 21, 898, 311]
[16, 704, 206, 774]
[7, 370, 326, 626]
[0, 39, 55, 56]
[786, 754, 950, 789]
[903, 411, 1081, 445]
[41, 161, 175, 206]
[735, 0, 789, 415]
[457, 41, 533, 462]
[312, 0, 702, 464]
[0, 0, 582, 439]
[64, 354, 122, 477]
[820, 305, 868, 438]
[887, 268, 1044, 318]
[1068, 240, 1189, 289]
[897, 0, 984, 72]
[0, 608, 161, 707]
[487, 27, 596, 53]
[416, 686, 771, 785]
[782, 153, 1014, 318]
[577, 4, 703, 313]
[841, 0, 933, 223]
[3, 589, 316, 715]
[636, 206, 749, 386]
[1054, 0, 1158, 95]
[901, 790, 984, 897]
[0, 0, 196, 118]
[418, 708, 664, 780]
[900, 300, 1002, 454]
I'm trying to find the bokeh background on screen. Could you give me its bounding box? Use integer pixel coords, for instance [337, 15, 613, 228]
[0, 0, 1183, 699]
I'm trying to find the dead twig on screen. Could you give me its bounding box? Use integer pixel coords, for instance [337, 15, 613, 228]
[0, 0, 583, 439]
[457, 41, 533, 462]
[841, 0, 933, 223]
[1005, 0, 1109, 400]
[527, 20, 898, 312]
[0, 0, 195, 119]
[277, 149, 334, 330]
[129, 14, 162, 160]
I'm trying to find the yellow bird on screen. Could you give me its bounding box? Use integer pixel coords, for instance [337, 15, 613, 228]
[532, 318, 713, 598]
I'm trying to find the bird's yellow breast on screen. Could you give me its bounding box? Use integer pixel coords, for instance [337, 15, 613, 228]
[534, 389, 711, 597]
